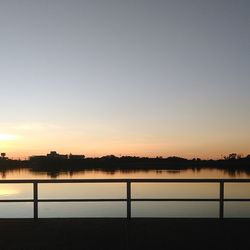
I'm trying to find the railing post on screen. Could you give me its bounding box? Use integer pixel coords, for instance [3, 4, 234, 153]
[33, 182, 38, 220]
[127, 181, 131, 219]
[219, 181, 224, 219]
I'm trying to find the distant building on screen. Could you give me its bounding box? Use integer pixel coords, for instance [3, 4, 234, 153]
[29, 151, 85, 161]
[46, 151, 68, 160]
[29, 155, 47, 161]
[69, 154, 85, 160]
[30, 151, 68, 161]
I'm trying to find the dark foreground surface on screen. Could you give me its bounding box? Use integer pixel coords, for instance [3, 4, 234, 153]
[0, 218, 250, 250]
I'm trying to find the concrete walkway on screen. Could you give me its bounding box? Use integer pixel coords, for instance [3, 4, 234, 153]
[0, 219, 249, 250]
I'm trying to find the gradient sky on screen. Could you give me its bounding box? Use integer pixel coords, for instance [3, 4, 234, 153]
[0, 0, 249, 159]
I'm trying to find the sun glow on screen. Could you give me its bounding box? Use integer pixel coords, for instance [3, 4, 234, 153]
[0, 134, 18, 141]
[0, 188, 20, 196]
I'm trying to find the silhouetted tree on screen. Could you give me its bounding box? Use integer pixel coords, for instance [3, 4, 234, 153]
[1, 153, 6, 158]
[224, 153, 237, 160]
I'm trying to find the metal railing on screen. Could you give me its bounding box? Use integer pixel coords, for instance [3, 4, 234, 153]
[0, 179, 250, 219]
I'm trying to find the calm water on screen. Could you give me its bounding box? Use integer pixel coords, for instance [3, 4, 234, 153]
[0, 168, 249, 218]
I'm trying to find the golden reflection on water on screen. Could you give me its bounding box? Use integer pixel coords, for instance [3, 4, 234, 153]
[0, 169, 249, 217]
[0, 184, 32, 199]
[0, 168, 250, 180]
[0, 188, 19, 197]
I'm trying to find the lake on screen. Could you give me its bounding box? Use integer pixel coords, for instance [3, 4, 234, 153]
[0, 167, 249, 218]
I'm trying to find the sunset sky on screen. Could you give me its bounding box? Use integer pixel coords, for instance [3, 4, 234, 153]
[0, 0, 249, 159]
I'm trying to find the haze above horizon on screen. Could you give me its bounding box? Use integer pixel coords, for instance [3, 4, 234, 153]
[0, 0, 249, 159]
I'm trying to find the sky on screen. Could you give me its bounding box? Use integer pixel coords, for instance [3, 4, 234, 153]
[0, 0, 249, 159]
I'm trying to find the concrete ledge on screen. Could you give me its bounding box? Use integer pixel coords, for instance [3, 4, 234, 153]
[0, 218, 249, 249]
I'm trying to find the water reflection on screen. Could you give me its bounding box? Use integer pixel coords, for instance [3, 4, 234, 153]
[132, 202, 219, 218]
[0, 203, 33, 218]
[0, 167, 250, 180]
[225, 183, 250, 198]
[132, 183, 219, 199]
[39, 183, 126, 199]
[225, 202, 250, 217]
[0, 184, 32, 199]
[0, 168, 249, 218]
[39, 202, 126, 218]
[0, 188, 19, 197]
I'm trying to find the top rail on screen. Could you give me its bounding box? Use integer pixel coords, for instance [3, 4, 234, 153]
[0, 178, 250, 183]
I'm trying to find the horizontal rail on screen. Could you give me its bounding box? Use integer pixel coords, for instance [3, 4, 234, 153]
[0, 178, 249, 183]
[0, 179, 249, 219]
[0, 199, 34, 202]
[1, 198, 250, 202]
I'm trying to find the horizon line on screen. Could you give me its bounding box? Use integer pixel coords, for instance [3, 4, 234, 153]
[1, 151, 249, 161]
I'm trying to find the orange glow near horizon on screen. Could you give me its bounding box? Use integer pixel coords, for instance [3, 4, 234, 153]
[1, 124, 249, 160]
[4, 146, 249, 160]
